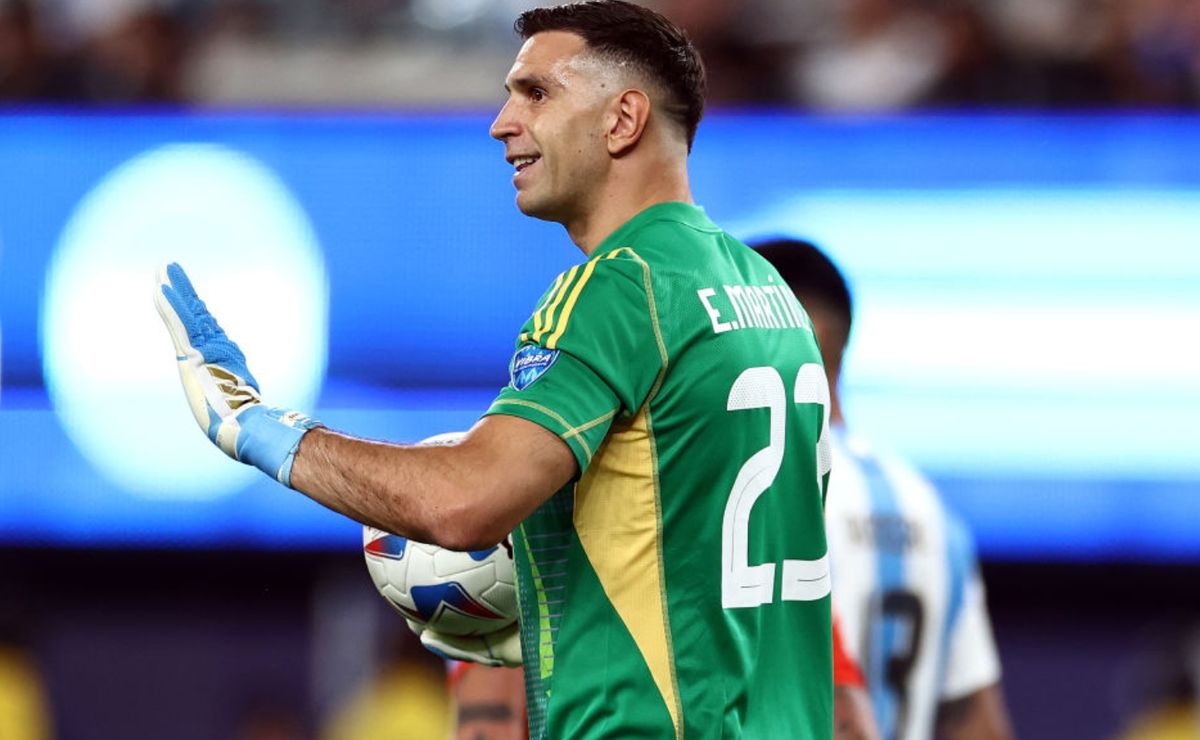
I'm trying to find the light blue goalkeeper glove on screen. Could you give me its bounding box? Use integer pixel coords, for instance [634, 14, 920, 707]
[154, 262, 322, 486]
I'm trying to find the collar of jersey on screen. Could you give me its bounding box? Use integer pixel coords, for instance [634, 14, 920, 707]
[592, 201, 719, 257]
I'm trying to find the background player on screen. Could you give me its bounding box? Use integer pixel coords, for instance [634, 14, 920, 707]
[754, 238, 1015, 740]
[831, 614, 882, 740]
[156, 2, 834, 737]
[447, 662, 527, 740]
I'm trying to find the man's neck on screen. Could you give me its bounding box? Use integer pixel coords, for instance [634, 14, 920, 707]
[565, 158, 692, 256]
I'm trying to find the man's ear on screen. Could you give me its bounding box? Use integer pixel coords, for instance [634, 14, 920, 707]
[606, 88, 651, 156]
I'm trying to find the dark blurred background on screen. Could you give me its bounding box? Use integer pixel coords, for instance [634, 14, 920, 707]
[2, 0, 1198, 110]
[1, 1, 1199, 739]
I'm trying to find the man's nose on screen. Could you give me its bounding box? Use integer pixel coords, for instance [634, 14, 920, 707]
[490, 100, 519, 141]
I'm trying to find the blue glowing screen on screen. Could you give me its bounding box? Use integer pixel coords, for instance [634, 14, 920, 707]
[0, 112, 1197, 559]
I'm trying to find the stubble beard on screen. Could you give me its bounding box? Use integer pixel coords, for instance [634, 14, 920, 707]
[516, 173, 575, 226]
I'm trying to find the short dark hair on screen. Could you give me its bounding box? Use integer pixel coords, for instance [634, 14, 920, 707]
[752, 238, 853, 347]
[515, 0, 707, 151]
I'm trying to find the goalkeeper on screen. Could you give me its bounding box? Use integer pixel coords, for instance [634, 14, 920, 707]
[157, 2, 835, 738]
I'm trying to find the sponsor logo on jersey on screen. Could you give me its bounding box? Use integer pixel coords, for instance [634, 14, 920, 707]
[510, 345, 559, 391]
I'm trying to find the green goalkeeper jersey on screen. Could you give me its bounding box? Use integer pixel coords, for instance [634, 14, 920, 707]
[485, 202, 832, 739]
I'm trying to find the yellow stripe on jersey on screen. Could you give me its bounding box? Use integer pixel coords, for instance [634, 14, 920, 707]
[530, 270, 566, 343]
[568, 408, 617, 442]
[545, 258, 600, 350]
[533, 266, 577, 344]
[574, 405, 683, 740]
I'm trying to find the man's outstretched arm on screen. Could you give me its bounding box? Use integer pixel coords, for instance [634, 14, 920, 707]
[155, 261, 576, 551]
[292, 415, 575, 551]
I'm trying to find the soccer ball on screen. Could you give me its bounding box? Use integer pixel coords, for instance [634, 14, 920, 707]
[362, 528, 517, 636]
[361, 432, 518, 637]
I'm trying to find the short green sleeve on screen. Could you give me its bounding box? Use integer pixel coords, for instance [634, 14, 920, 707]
[484, 249, 665, 472]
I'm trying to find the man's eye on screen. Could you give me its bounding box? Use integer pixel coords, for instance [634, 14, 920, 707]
[531, 88, 546, 102]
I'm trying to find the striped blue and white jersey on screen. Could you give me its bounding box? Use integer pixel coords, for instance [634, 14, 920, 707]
[826, 427, 1001, 740]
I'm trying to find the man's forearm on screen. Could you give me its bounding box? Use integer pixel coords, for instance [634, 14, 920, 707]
[290, 427, 465, 543]
[289, 416, 577, 550]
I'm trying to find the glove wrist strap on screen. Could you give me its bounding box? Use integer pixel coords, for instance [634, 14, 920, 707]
[234, 405, 323, 487]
